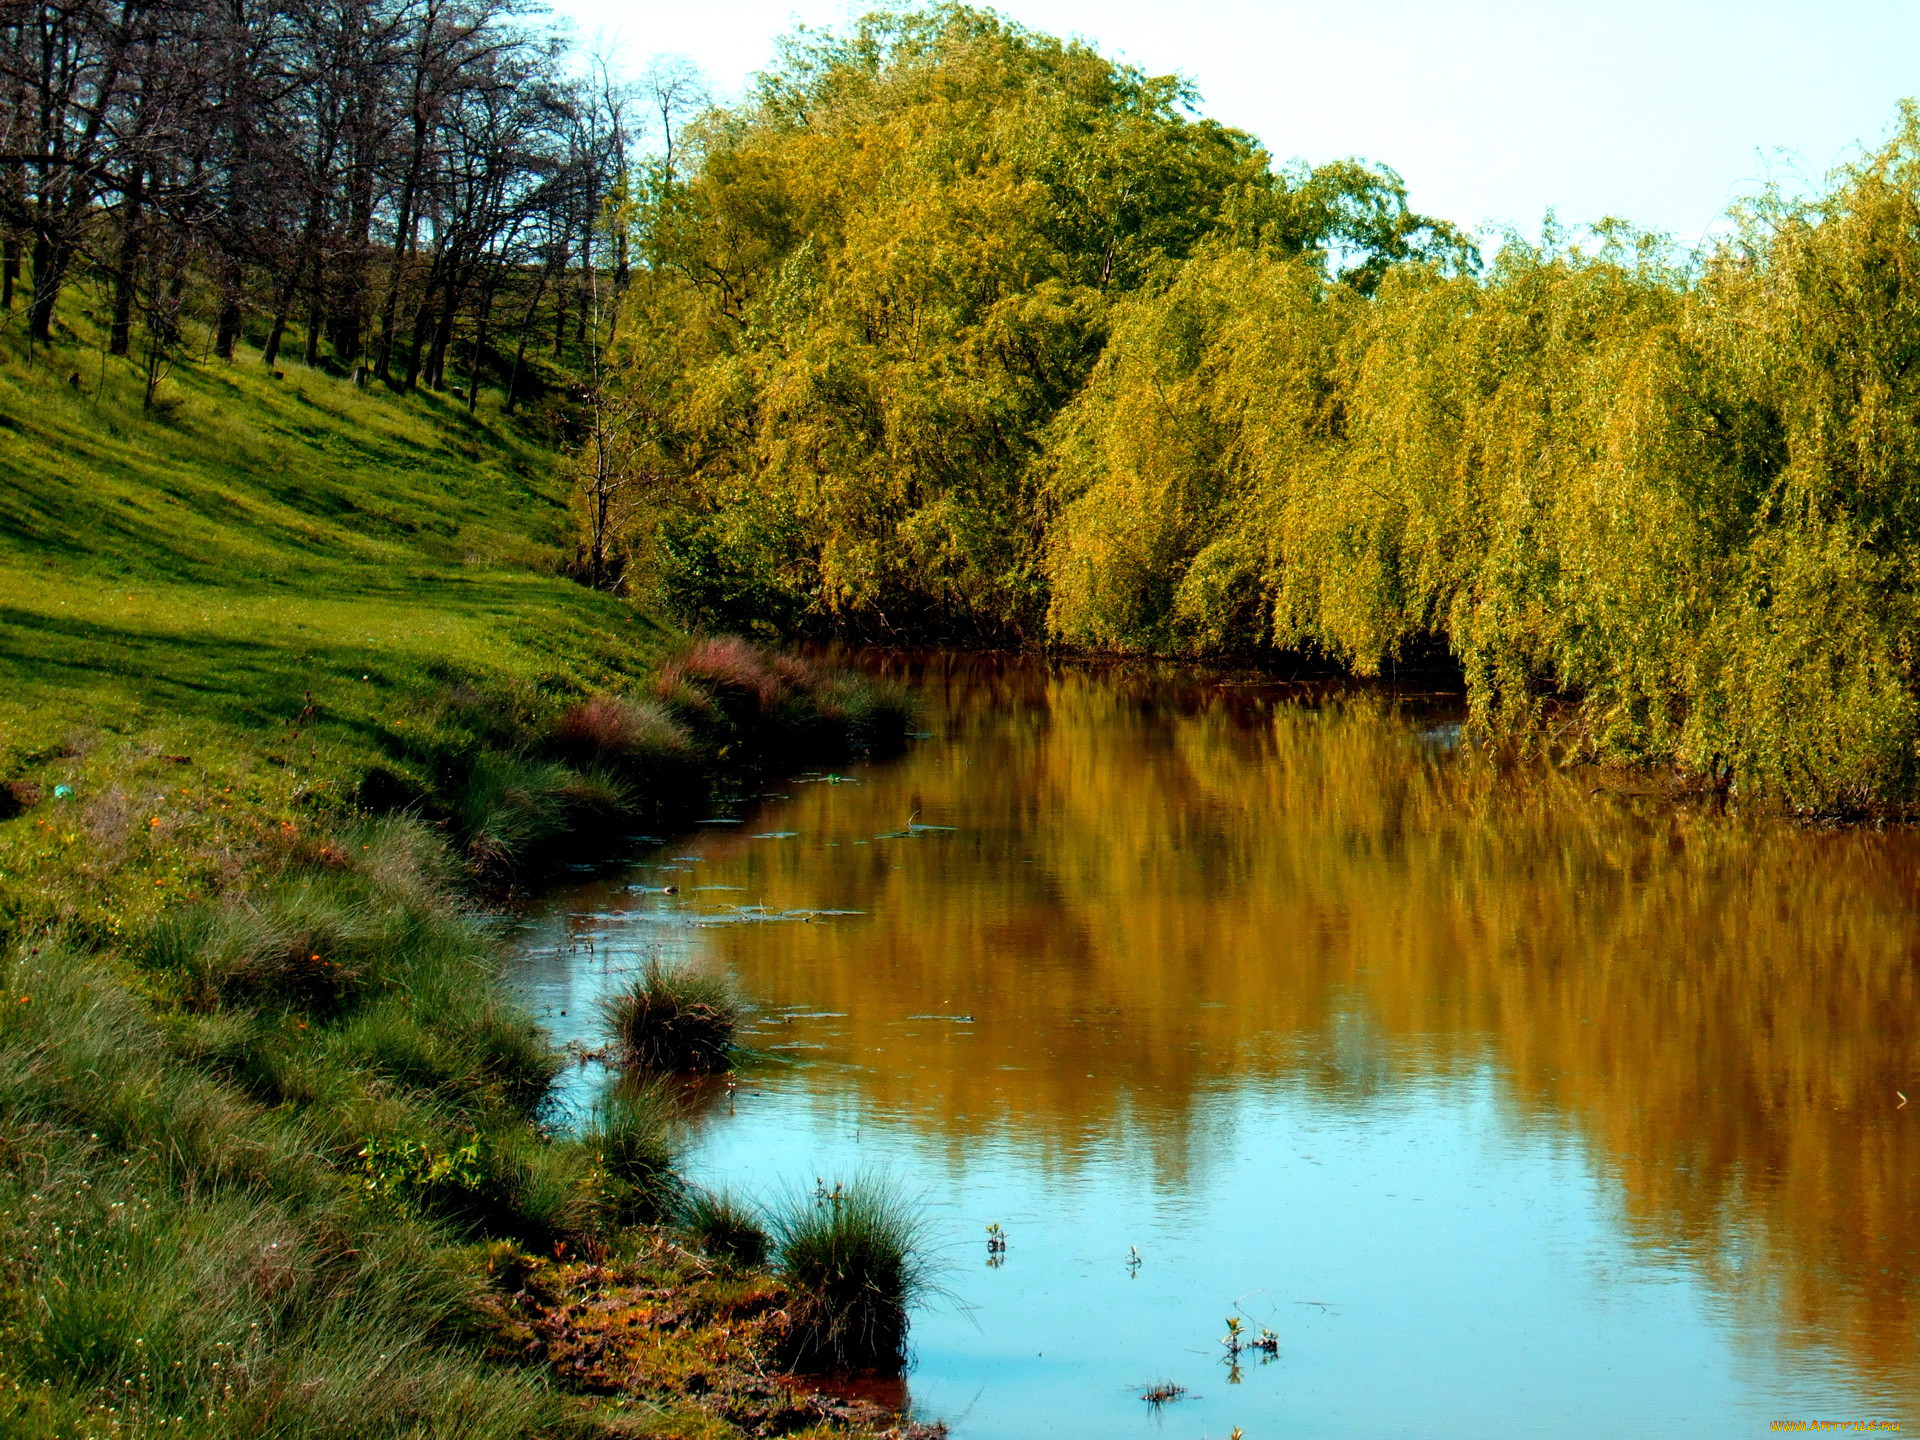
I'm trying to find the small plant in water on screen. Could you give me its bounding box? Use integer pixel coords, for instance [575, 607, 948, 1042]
[985, 1221, 1007, 1266]
[1252, 1325, 1280, 1357]
[1139, 1381, 1186, 1407]
[600, 956, 737, 1072]
[770, 1177, 926, 1373]
[1221, 1315, 1244, 1355]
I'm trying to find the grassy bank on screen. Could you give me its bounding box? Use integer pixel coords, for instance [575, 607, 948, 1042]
[0, 293, 660, 939]
[0, 310, 924, 1437]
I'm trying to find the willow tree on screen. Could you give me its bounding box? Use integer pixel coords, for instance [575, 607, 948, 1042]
[1045, 109, 1920, 810]
[609, 4, 1466, 638]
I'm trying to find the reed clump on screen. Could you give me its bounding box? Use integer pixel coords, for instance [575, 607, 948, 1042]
[601, 958, 740, 1073]
[680, 1187, 772, 1267]
[580, 1081, 683, 1222]
[651, 636, 914, 763]
[769, 1179, 927, 1372]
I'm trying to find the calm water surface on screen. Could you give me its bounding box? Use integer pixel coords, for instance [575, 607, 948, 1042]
[509, 653, 1920, 1439]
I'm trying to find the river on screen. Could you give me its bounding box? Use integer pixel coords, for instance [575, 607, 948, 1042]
[508, 651, 1920, 1439]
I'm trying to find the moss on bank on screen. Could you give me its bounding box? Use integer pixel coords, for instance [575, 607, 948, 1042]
[488, 1236, 942, 1439]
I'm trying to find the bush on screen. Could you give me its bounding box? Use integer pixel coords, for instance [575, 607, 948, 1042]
[600, 958, 739, 1073]
[769, 1179, 926, 1372]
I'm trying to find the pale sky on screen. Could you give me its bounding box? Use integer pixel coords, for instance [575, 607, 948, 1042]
[549, 0, 1920, 248]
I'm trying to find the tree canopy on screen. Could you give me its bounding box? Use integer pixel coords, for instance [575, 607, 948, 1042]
[611, 5, 1468, 638]
[599, 9, 1920, 810]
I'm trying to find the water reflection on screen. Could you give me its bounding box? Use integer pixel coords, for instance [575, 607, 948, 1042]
[513, 653, 1920, 1436]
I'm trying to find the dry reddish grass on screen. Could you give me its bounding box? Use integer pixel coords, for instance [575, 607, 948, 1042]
[654, 637, 816, 715]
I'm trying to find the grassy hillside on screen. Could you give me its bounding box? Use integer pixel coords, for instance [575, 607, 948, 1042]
[0, 314, 649, 728]
[0, 307, 924, 1439]
[0, 308, 664, 936]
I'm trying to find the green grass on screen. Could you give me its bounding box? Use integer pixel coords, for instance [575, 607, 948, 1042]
[600, 958, 740, 1073]
[0, 298, 929, 1432]
[0, 322, 652, 740]
[0, 840, 574, 1439]
[769, 1180, 927, 1373]
[0, 298, 666, 937]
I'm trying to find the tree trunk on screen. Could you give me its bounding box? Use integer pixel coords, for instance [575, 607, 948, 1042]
[262, 272, 295, 368]
[214, 250, 244, 359]
[29, 234, 67, 344]
[109, 168, 145, 357]
[425, 274, 461, 390]
[330, 190, 372, 359]
[504, 262, 551, 414]
[304, 252, 326, 366]
[375, 12, 440, 386]
[467, 268, 499, 413]
[401, 264, 440, 391]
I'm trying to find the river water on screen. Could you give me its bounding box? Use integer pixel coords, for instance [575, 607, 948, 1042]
[508, 652, 1920, 1439]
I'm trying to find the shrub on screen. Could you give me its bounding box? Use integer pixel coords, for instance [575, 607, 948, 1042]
[769, 1178, 926, 1372]
[600, 958, 738, 1073]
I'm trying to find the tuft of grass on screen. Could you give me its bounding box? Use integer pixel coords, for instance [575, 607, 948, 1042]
[679, 1188, 771, 1268]
[815, 671, 916, 755]
[601, 958, 739, 1073]
[552, 694, 696, 767]
[651, 636, 916, 764]
[768, 1178, 927, 1373]
[445, 751, 582, 879]
[577, 1080, 683, 1222]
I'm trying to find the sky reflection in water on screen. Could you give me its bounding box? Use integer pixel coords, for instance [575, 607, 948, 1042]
[510, 653, 1920, 1439]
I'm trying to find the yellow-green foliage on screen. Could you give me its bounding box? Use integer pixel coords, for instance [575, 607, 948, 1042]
[1048, 114, 1920, 809]
[619, 6, 1920, 807]
[613, 4, 1462, 638]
